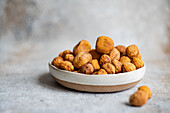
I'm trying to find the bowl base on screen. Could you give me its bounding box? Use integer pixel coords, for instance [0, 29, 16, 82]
[51, 75, 141, 93]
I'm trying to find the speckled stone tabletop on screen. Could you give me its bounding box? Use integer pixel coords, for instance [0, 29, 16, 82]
[0, 0, 170, 113]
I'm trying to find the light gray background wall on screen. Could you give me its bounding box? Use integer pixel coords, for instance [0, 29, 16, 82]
[0, 0, 170, 113]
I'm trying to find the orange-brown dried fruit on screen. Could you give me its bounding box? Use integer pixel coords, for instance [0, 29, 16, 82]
[129, 90, 148, 107]
[120, 56, 131, 64]
[59, 52, 64, 57]
[62, 50, 72, 58]
[122, 62, 136, 72]
[59, 61, 74, 71]
[73, 52, 92, 69]
[102, 63, 115, 74]
[97, 69, 108, 75]
[52, 56, 64, 68]
[126, 45, 139, 58]
[112, 59, 122, 73]
[138, 86, 152, 99]
[73, 70, 78, 73]
[64, 54, 74, 63]
[109, 48, 120, 61]
[79, 63, 94, 74]
[92, 71, 98, 75]
[73, 40, 91, 56]
[89, 49, 101, 60]
[132, 57, 144, 69]
[136, 53, 142, 59]
[100, 54, 111, 66]
[116, 45, 126, 56]
[96, 36, 114, 54]
[92, 59, 100, 71]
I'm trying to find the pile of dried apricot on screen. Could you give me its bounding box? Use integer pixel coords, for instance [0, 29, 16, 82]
[52, 36, 144, 74]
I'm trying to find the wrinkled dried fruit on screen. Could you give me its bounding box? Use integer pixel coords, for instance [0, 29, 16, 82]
[136, 53, 142, 59]
[100, 54, 111, 66]
[92, 71, 98, 75]
[79, 63, 94, 74]
[92, 59, 100, 71]
[60, 61, 74, 71]
[64, 54, 74, 63]
[59, 52, 64, 57]
[120, 56, 131, 64]
[89, 49, 101, 59]
[109, 48, 120, 61]
[62, 50, 72, 58]
[96, 36, 114, 54]
[116, 45, 126, 56]
[97, 69, 108, 75]
[126, 45, 139, 58]
[122, 62, 136, 72]
[112, 59, 122, 73]
[73, 40, 91, 55]
[52, 36, 144, 75]
[102, 63, 115, 74]
[129, 90, 148, 107]
[52, 56, 64, 68]
[138, 86, 152, 99]
[73, 70, 78, 73]
[73, 52, 92, 69]
[132, 57, 144, 69]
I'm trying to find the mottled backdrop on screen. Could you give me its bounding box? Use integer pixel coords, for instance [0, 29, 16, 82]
[0, 0, 170, 113]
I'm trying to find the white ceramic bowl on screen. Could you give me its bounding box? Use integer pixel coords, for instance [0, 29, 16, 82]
[49, 62, 146, 92]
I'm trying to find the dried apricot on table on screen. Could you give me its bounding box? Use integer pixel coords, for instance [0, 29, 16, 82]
[129, 90, 148, 107]
[138, 86, 152, 99]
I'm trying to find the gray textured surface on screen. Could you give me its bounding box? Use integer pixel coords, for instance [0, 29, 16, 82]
[0, 0, 170, 113]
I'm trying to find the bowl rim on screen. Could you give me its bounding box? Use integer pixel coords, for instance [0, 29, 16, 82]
[49, 62, 146, 77]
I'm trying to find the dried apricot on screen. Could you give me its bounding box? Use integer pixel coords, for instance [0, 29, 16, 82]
[52, 56, 63, 68]
[73, 52, 92, 69]
[96, 36, 114, 54]
[92, 59, 100, 71]
[102, 63, 115, 74]
[126, 45, 139, 58]
[132, 57, 144, 69]
[122, 62, 136, 72]
[73, 40, 91, 55]
[109, 48, 120, 61]
[60, 61, 74, 71]
[100, 54, 111, 66]
[120, 56, 131, 64]
[138, 86, 152, 99]
[129, 90, 148, 106]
